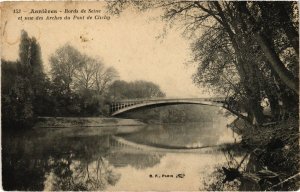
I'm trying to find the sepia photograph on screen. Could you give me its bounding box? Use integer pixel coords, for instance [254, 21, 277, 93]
[1, 1, 299, 191]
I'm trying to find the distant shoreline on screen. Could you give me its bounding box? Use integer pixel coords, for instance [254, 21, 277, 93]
[34, 116, 145, 128]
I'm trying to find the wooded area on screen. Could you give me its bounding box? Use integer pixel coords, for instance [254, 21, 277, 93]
[1, 30, 165, 129]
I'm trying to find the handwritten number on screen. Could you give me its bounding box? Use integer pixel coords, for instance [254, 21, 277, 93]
[13, 9, 21, 14]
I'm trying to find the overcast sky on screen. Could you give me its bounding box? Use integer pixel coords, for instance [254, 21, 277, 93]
[2, 2, 211, 98]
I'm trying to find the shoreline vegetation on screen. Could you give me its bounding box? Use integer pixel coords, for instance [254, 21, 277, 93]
[2, 30, 166, 131]
[213, 116, 299, 191]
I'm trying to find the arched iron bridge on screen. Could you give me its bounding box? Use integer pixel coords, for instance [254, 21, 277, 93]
[110, 97, 226, 116]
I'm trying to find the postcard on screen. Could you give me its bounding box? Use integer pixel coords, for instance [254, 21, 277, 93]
[1, 1, 299, 191]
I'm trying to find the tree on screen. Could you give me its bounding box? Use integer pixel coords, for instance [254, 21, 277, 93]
[18, 30, 32, 75]
[108, 80, 166, 101]
[73, 56, 99, 90]
[94, 66, 119, 95]
[1, 60, 34, 128]
[130, 80, 166, 98]
[2, 30, 48, 129]
[236, 2, 299, 94]
[107, 1, 298, 124]
[50, 44, 85, 94]
[50, 44, 119, 116]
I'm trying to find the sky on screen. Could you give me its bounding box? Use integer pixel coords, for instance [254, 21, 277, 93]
[1, 2, 211, 98]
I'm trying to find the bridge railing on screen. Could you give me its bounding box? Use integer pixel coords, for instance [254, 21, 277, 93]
[112, 97, 225, 103]
[110, 100, 147, 113]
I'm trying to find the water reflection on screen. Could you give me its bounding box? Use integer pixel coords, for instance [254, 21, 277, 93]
[2, 128, 166, 191]
[202, 147, 248, 191]
[2, 116, 239, 190]
[118, 121, 238, 149]
[44, 156, 120, 191]
[107, 153, 164, 169]
[2, 132, 120, 190]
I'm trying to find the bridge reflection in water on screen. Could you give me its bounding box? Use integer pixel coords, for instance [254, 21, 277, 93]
[106, 115, 239, 156]
[2, 117, 238, 191]
[107, 135, 228, 155]
[110, 97, 225, 116]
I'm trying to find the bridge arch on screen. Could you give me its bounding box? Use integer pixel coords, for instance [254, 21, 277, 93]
[110, 98, 224, 116]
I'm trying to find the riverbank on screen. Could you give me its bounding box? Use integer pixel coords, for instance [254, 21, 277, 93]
[33, 117, 145, 128]
[228, 117, 299, 191]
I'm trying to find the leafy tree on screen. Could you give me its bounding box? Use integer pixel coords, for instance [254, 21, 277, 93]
[107, 1, 298, 124]
[236, 2, 298, 94]
[130, 80, 166, 98]
[49, 44, 119, 116]
[108, 80, 166, 101]
[2, 30, 48, 129]
[50, 44, 85, 94]
[1, 63, 34, 128]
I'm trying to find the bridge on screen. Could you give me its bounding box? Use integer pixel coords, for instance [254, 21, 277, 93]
[110, 97, 225, 116]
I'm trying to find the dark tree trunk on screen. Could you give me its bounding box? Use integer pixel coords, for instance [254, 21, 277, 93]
[254, 34, 299, 94]
[211, 2, 265, 125]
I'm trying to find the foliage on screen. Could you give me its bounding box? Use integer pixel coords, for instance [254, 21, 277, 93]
[50, 44, 84, 93]
[49, 44, 119, 116]
[2, 30, 48, 129]
[108, 80, 165, 101]
[2, 31, 166, 128]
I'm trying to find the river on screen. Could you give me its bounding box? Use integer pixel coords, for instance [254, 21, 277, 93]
[2, 110, 242, 190]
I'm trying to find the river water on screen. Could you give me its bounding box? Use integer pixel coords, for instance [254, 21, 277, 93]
[2, 111, 241, 190]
